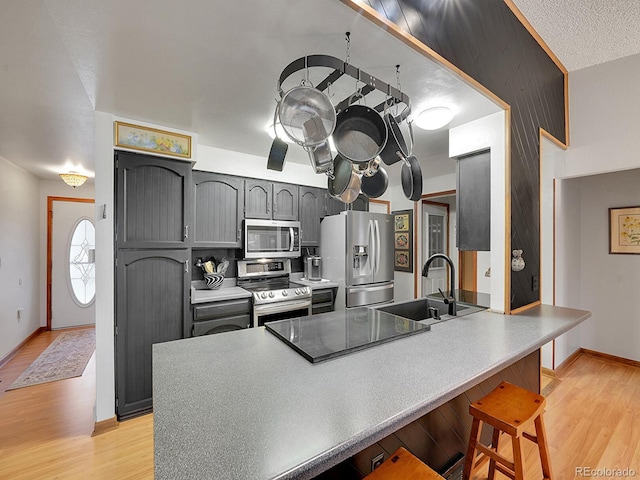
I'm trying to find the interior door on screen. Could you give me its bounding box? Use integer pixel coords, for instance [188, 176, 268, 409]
[51, 199, 95, 329]
[422, 203, 448, 296]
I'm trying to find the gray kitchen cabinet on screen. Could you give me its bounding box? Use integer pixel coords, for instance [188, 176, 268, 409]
[245, 179, 272, 219]
[457, 149, 491, 251]
[245, 179, 298, 220]
[299, 186, 325, 247]
[191, 298, 252, 335]
[312, 287, 337, 315]
[115, 151, 191, 249]
[273, 182, 298, 221]
[193, 171, 244, 248]
[115, 249, 190, 419]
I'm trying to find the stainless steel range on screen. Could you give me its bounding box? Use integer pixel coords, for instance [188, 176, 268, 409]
[237, 259, 311, 327]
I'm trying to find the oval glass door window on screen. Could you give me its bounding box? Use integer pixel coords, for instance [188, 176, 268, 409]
[68, 218, 96, 306]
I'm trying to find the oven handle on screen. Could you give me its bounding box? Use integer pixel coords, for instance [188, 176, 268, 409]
[254, 298, 312, 315]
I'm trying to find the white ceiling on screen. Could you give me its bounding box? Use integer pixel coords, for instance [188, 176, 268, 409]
[4, 1, 637, 187]
[512, 0, 640, 71]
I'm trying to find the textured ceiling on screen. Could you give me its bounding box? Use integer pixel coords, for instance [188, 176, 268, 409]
[512, 0, 640, 71]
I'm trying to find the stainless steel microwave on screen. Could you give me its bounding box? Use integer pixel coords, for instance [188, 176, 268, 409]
[243, 219, 301, 259]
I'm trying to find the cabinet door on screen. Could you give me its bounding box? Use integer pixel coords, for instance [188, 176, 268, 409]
[457, 150, 491, 251]
[273, 183, 299, 221]
[115, 151, 191, 249]
[245, 179, 272, 219]
[115, 249, 189, 419]
[326, 195, 346, 216]
[299, 186, 324, 247]
[193, 172, 244, 248]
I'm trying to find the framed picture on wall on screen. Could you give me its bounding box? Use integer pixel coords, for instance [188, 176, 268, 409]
[392, 209, 413, 272]
[609, 206, 640, 254]
[114, 121, 192, 159]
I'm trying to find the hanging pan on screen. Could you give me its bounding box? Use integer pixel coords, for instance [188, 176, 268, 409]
[401, 154, 423, 201]
[278, 85, 336, 148]
[379, 112, 410, 165]
[361, 159, 389, 199]
[333, 102, 387, 165]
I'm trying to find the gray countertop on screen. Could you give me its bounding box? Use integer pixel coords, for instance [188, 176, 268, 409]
[191, 284, 252, 304]
[153, 304, 590, 480]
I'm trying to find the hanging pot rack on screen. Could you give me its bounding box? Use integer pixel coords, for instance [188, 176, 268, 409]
[277, 54, 411, 122]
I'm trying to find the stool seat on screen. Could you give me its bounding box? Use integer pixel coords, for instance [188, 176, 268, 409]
[365, 448, 444, 480]
[464, 381, 553, 480]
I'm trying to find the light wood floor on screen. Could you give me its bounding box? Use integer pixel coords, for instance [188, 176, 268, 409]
[0, 333, 638, 479]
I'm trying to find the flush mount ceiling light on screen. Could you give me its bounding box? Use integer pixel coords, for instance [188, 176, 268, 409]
[59, 172, 88, 188]
[414, 106, 454, 130]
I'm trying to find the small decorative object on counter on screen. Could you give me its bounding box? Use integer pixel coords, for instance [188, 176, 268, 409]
[196, 256, 228, 290]
[204, 273, 224, 290]
[511, 249, 525, 272]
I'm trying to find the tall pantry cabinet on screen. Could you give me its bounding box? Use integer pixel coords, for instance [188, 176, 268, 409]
[114, 151, 191, 419]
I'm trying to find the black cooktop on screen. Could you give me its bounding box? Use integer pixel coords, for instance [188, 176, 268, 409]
[265, 308, 430, 363]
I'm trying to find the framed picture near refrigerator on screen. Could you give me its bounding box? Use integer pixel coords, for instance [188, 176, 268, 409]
[393, 209, 413, 272]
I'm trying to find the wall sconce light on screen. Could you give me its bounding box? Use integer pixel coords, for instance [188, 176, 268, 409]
[511, 249, 525, 272]
[414, 106, 454, 130]
[59, 172, 88, 188]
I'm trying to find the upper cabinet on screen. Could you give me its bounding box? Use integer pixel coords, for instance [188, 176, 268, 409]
[193, 172, 244, 248]
[115, 151, 191, 249]
[326, 194, 369, 216]
[245, 179, 298, 221]
[299, 186, 325, 247]
[457, 150, 491, 251]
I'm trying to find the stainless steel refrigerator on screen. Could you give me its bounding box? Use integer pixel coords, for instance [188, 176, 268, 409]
[320, 210, 394, 309]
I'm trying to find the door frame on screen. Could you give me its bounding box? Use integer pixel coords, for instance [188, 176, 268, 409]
[421, 199, 451, 296]
[47, 196, 95, 331]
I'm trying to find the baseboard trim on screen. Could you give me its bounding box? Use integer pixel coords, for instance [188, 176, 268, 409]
[580, 348, 640, 368]
[553, 348, 581, 376]
[541, 367, 556, 378]
[92, 416, 119, 436]
[0, 326, 46, 369]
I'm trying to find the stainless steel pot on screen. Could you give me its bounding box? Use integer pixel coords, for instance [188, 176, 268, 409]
[278, 85, 336, 148]
[328, 154, 361, 204]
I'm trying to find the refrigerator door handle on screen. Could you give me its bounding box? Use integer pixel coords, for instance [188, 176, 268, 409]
[368, 219, 375, 276]
[374, 219, 381, 276]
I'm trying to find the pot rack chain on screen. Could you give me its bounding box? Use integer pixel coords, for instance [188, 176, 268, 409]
[276, 54, 411, 122]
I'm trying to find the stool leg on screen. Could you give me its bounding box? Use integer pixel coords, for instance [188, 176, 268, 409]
[463, 418, 483, 480]
[487, 427, 500, 480]
[534, 414, 554, 480]
[511, 436, 525, 480]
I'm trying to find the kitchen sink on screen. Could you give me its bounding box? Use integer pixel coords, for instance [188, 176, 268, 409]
[375, 297, 485, 325]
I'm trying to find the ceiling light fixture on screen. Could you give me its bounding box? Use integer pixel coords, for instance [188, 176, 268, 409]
[414, 106, 454, 130]
[59, 172, 88, 188]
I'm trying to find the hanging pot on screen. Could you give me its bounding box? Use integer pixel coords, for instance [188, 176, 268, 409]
[361, 165, 388, 199]
[379, 113, 409, 165]
[333, 105, 388, 164]
[278, 85, 336, 148]
[401, 155, 423, 201]
[328, 154, 361, 204]
[307, 140, 333, 174]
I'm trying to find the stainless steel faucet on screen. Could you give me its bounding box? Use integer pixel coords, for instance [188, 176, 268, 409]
[422, 253, 457, 316]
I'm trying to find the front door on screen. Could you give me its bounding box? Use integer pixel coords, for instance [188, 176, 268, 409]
[50, 198, 95, 329]
[421, 202, 448, 296]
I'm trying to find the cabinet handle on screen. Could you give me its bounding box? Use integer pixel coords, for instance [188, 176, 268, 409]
[237, 227, 242, 242]
[184, 225, 189, 239]
[184, 260, 189, 273]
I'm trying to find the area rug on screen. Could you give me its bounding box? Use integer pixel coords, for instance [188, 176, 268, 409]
[8, 329, 95, 390]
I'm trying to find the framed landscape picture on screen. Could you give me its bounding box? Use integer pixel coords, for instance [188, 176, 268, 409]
[392, 209, 413, 272]
[114, 121, 191, 159]
[609, 206, 640, 254]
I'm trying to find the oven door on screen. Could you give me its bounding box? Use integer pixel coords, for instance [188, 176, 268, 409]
[244, 220, 300, 258]
[253, 298, 312, 327]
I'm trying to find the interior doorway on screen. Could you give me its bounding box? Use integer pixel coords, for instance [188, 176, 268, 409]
[47, 197, 95, 330]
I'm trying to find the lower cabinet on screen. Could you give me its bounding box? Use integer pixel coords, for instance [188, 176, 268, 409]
[115, 249, 190, 420]
[312, 287, 337, 315]
[191, 298, 251, 336]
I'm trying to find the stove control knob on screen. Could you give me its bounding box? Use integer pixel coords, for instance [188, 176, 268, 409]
[268, 291, 275, 298]
[282, 290, 288, 297]
[261, 292, 268, 299]
[294, 289, 300, 295]
[303, 287, 309, 294]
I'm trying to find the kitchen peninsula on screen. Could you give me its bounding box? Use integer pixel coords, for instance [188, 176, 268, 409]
[153, 305, 589, 479]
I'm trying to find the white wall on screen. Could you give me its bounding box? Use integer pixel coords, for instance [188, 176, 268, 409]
[38, 180, 95, 328]
[0, 158, 40, 360]
[449, 111, 507, 312]
[559, 53, 640, 179]
[577, 170, 640, 362]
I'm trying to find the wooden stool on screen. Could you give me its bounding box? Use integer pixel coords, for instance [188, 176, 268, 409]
[463, 381, 553, 480]
[365, 447, 444, 480]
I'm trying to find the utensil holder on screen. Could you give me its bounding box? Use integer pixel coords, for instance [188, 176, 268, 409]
[204, 273, 225, 290]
